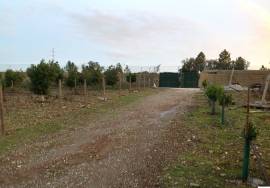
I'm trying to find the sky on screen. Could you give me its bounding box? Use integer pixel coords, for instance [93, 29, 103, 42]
[0, 0, 270, 72]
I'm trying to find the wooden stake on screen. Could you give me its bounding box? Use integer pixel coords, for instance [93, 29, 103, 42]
[0, 84, 4, 136]
[74, 78, 77, 94]
[129, 75, 132, 92]
[143, 74, 146, 89]
[118, 73, 122, 95]
[102, 75, 106, 99]
[84, 79, 87, 96]
[58, 79, 62, 98]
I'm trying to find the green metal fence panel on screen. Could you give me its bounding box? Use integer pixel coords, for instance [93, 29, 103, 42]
[159, 72, 180, 88]
[180, 71, 199, 88]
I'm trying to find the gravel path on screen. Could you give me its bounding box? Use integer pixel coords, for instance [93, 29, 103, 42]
[0, 88, 199, 188]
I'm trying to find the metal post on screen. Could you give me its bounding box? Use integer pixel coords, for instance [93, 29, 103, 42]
[242, 87, 250, 182]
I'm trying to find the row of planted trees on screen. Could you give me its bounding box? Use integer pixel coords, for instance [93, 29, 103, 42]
[0, 60, 145, 95]
[203, 81, 258, 182]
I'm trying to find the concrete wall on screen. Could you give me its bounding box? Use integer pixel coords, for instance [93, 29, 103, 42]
[199, 70, 270, 87]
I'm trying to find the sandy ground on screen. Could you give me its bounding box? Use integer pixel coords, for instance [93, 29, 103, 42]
[0, 88, 199, 188]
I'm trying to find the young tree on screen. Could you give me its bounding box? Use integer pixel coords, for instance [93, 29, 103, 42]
[104, 65, 119, 86]
[218, 92, 232, 125]
[65, 61, 78, 88]
[126, 73, 136, 83]
[82, 61, 103, 86]
[4, 69, 25, 87]
[205, 85, 224, 115]
[27, 59, 63, 95]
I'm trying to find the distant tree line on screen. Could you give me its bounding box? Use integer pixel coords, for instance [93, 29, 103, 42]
[1, 60, 136, 95]
[180, 49, 250, 73]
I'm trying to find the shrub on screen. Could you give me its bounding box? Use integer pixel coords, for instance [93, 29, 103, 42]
[126, 73, 136, 83]
[4, 69, 25, 87]
[104, 65, 119, 86]
[82, 61, 103, 86]
[202, 80, 208, 89]
[27, 59, 63, 95]
[205, 85, 224, 115]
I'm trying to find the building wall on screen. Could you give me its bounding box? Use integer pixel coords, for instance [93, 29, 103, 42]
[199, 70, 270, 87]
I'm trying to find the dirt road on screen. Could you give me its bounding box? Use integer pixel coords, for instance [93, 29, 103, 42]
[0, 88, 199, 188]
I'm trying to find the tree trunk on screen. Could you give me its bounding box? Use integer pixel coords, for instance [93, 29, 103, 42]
[211, 101, 216, 115]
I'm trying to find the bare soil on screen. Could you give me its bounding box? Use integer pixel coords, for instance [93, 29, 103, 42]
[0, 88, 199, 188]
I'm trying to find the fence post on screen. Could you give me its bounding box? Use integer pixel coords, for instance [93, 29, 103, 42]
[102, 75, 106, 99]
[139, 73, 141, 90]
[58, 79, 62, 98]
[84, 79, 87, 96]
[0, 84, 4, 136]
[74, 78, 77, 94]
[118, 73, 122, 95]
[148, 77, 151, 88]
[143, 73, 146, 89]
[11, 80, 14, 89]
[129, 75, 132, 92]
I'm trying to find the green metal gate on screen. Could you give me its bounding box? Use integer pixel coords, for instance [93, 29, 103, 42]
[159, 72, 180, 88]
[180, 71, 199, 88]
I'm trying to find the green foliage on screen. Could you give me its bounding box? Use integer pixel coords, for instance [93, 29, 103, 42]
[104, 65, 121, 86]
[218, 93, 233, 107]
[243, 122, 258, 141]
[181, 52, 206, 72]
[126, 73, 136, 83]
[202, 80, 208, 89]
[4, 69, 25, 87]
[205, 51, 249, 70]
[27, 59, 63, 95]
[82, 61, 103, 86]
[205, 85, 224, 102]
[233, 57, 249, 70]
[64, 61, 78, 88]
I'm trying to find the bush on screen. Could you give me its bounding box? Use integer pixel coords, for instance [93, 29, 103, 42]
[27, 59, 63, 95]
[202, 80, 208, 89]
[205, 85, 224, 114]
[82, 61, 103, 86]
[126, 73, 136, 83]
[104, 64, 123, 86]
[4, 69, 25, 87]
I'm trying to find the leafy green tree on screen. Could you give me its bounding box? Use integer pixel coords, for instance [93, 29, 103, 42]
[126, 73, 136, 83]
[104, 65, 119, 86]
[65, 61, 78, 88]
[181, 58, 196, 72]
[48, 60, 64, 83]
[205, 85, 224, 115]
[4, 69, 25, 87]
[82, 61, 103, 86]
[195, 52, 206, 72]
[218, 49, 231, 70]
[232, 57, 249, 70]
[27, 59, 63, 95]
[218, 92, 232, 125]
